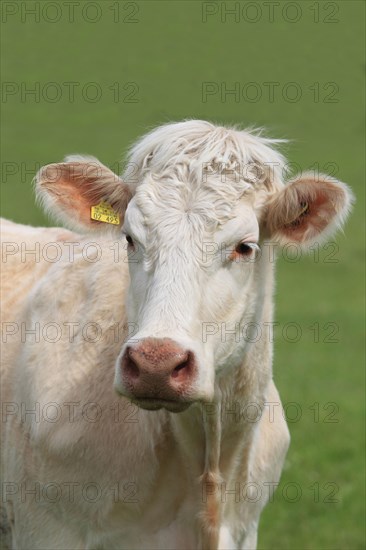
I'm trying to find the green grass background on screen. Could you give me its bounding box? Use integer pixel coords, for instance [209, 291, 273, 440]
[1, 1, 364, 548]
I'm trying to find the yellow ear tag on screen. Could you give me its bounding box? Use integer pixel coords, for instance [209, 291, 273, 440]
[90, 202, 120, 225]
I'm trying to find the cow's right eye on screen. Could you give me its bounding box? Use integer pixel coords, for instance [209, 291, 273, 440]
[126, 235, 134, 246]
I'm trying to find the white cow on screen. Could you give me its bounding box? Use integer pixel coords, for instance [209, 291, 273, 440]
[0, 120, 353, 549]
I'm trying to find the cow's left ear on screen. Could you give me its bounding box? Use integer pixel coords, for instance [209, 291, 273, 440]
[265, 172, 354, 248]
[35, 155, 132, 233]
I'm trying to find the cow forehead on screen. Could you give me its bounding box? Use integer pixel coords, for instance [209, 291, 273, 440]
[133, 169, 257, 219]
[124, 178, 259, 249]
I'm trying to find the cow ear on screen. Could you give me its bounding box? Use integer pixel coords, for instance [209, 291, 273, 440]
[35, 155, 132, 233]
[265, 172, 354, 248]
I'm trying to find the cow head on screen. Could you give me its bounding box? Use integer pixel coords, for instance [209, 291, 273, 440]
[36, 121, 353, 412]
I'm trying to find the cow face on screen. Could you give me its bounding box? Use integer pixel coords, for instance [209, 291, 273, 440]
[36, 121, 353, 412]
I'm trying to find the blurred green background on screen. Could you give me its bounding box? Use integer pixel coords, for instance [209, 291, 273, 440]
[1, 1, 364, 548]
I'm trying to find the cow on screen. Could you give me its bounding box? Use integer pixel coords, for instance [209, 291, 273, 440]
[0, 120, 353, 549]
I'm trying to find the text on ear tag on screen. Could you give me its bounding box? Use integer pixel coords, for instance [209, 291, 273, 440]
[90, 202, 120, 225]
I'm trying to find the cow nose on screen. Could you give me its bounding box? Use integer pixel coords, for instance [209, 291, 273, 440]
[126, 347, 190, 381]
[121, 338, 197, 403]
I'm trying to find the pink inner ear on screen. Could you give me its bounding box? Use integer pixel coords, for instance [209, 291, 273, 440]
[282, 188, 339, 242]
[52, 178, 94, 226]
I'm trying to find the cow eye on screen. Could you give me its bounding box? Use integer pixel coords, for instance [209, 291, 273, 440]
[126, 235, 134, 246]
[235, 242, 257, 256]
[235, 243, 252, 256]
[235, 243, 260, 257]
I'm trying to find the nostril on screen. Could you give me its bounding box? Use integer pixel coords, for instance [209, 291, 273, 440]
[171, 361, 188, 378]
[171, 352, 194, 383]
[124, 351, 140, 380]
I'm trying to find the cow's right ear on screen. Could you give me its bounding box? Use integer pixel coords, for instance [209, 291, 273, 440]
[264, 172, 353, 249]
[35, 155, 132, 232]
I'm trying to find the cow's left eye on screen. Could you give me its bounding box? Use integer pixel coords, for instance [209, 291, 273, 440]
[126, 235, 134, 246]
[235, 242, 259, 256]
